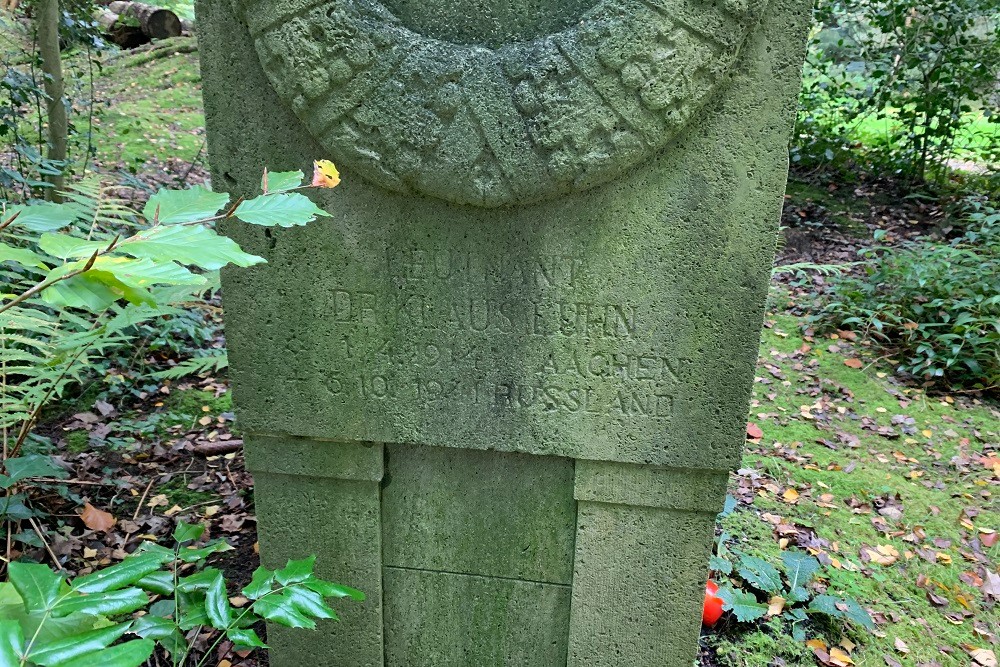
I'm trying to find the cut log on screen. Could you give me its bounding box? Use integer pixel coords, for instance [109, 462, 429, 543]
[94, 9, 148, 49]
[108, 1, 181, 39]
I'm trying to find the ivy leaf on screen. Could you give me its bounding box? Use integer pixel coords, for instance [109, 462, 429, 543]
[122, 225, 265, 271]
[781, 551, 820, 603]
[234, 193, 330, 227]
[0, 619, 25, 666]
[242, 567, 274, 600]
[7, 562, 62, 614]
[722, 590, 768, 623]
[737, 555, 783, 594]
[49, 638, 154, 667]
[262, 170, 304, 194]
[143, 187, 230, 225]
[4, 203, 77, 232]
[275, 556, 316, 585]
[26, 621, 131, 666]
[228, 627, 267, 649]
[204, 574, 232, 630]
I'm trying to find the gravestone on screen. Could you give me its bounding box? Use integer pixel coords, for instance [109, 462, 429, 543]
[198, 0, 810, 664]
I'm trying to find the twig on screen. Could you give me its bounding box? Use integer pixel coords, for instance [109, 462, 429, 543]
[28, 516, 60, 568]
[132, 479, 155, 522]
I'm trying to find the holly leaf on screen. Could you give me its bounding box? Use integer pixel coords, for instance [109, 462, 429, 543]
[172, 521, 205, 545]
[25, 622, 131, 666]
[52, 588, 148, 618]
[204, 574, 232, 630]
[228, 627, 267, 649]
[242, 567, 274, 600]
[0, 619, 25, 666]
[50, 639, 154, 667]
[809, 594, 874, 630]
[7, 563, 62, 614]
[275, 556, 316, 585]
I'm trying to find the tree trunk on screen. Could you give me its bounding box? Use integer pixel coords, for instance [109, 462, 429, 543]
[108, 1, 180, 39]
[36, 0, 66, 200]
[94, 8, 148, 48]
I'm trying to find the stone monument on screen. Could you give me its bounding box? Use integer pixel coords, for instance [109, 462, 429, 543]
[198, 0, 810, 663]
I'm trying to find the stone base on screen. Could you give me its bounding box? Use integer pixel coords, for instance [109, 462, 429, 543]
[247, 437, 727, 666]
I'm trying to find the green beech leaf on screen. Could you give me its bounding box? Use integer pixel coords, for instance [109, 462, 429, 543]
[122, 225, 265, 270]
[234, 193, 330, 227]
[242, 567, 274, 600]
[38, 234, 106, 260]
[262, 170, 304, 193]
[172, 520, 205, 544]
[143, 187, 230, 225]
[302, 577, 365, 601]
[253, 593, 315, 629]
[0, 619, 24, 666]
[737, 555, 782, 594]
[228, 627, 267, 649]
[275, 556, 316, 585]
[7, 562, 63, 614]
[4, 203, 77, 232]
[0, 243, 49, 270]
[71, 554, 164, 595]
[26, 621, 131, 666]
[722, 590, 768, 623]
[781, 551, 820, 603]
[49, 638, 154, 667]
[204, 574, 232, 630]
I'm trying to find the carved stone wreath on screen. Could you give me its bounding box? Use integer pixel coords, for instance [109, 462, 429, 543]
[234, 0, 768, 207]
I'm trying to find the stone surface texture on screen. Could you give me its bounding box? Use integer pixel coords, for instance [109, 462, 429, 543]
[198, 0, 810, 663]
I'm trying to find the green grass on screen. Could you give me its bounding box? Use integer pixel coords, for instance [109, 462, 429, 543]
[706, 307, 1000, 666]
[87, 47, 204, 170]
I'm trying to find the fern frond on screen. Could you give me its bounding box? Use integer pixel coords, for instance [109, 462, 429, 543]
[152, 350, 229, 380]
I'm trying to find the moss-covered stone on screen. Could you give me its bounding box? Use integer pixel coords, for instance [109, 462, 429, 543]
[199, 0, 810, 663]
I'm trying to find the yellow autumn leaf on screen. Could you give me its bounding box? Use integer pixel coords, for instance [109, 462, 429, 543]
[312, 159, 341, 188]
[767, 596, 785, 616]
[829, 646, 854, 666]
[782, 488, 800, 503]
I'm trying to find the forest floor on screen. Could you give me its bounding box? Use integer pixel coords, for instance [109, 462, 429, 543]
[3, 34, 998, 667]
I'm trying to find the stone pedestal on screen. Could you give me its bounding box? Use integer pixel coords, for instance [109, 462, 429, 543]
[199, 0, 809, 663]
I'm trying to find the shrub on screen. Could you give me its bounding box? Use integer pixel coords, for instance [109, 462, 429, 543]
[822, 199, 1000, 390]
[796, 0, 1000, 186]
